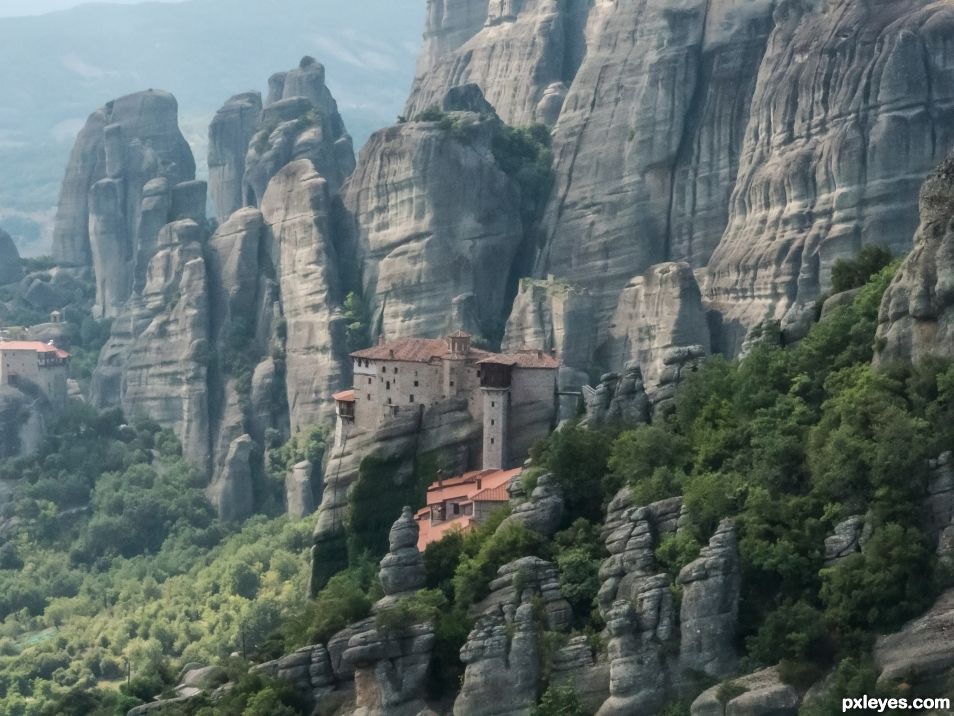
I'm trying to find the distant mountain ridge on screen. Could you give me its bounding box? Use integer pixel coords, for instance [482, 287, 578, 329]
[0, 0, 423, 254]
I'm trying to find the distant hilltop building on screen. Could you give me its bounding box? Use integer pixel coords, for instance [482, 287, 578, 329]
[333, 331, 559, 470]
[0, 340, 70, 410]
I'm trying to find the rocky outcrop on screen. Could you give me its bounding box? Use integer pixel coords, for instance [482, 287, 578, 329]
[499, 472, 563, 538]
[691, 667, 802, 716]
[244, 57, 356, 207]
[92, 219, 212, 470]
[342, 510, 435, 716]
[208, 91, 263, 222]
[0, 229, 22, 285]
[253, 644, 337, 709]
[261, 159, 350, 431]
[605, 262, 711, 398]
[377, 507, 426, 599]
[405, 0, 587, 127]
[455, 600, 541, 716]
[51, 90, 196, 301]
[344, 103, 524, 342]
[502, 277, 596, 400]
[678, 519, 741, 680]
[925, 452, 954, 564]
[597, 490, 682, 617]
[582, 364, 651, 431]
[0, 386, 48, 459]
[549, 636, 609, 713]
[876, 153, 954, 364]
[874, 588, 954, 697]
[706, 1, 954, 353]
[537, 0, 776, 342]
[205, 434, 254, 522]
[597, 597, 672, 716]
[823, 515, 865, 567]
[285, 460, 315, 519]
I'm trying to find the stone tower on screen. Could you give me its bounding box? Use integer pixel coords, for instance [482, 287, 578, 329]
[479, 358, 512, 470]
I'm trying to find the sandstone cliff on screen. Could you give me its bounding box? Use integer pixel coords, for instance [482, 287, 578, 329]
[51, 90, 196, 293]
[405, 0, 588, 127]
[343, 102, 524, 343]
[411, 0, 954, 368]
[876, 153, 954, 364]
[208, 92, 263, 223]
[705, 0, 954, 352]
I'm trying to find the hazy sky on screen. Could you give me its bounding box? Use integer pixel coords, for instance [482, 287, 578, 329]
[0, 0, 186, 17]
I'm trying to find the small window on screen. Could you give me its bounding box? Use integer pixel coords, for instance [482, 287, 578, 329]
[368, 378, 372, 385]
[490, 438, 495, 445]
[491, 401, 495, 408]
[394, 367, 398, 374]
[477, 370, 481, 378]
[453, 503, 460, 515]
[388, 397, 392, 405]
[367, 394, 371, 400]
[450, 381, 455, 387]
[409, 394, 415, 403]
[382, 366, 386, 373]
[414, 380, 419, 387]
[490, 419, 495, 426]
[386, 381, 391, 390]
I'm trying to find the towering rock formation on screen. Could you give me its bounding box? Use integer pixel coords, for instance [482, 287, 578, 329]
[244, 57, 356, 207]
[0, 229, 22, 285]
[502, 277, 596, 399]
[261, 159, 350, 431]
[604, 262, 711, 397]
[51, 90, 196, 297]
[537, 0, 778, 343]
[208, 92, 263, 223]
[876, 153, 954, 365]
[93, 218, 213, 470]
[705, 0, 954, 352]
[677, 519, 741, 680]
[343, 98, 524, 342]
[405, 0, 588, 127]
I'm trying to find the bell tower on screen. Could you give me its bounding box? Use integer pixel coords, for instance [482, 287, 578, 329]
[478, 358, 513, 469]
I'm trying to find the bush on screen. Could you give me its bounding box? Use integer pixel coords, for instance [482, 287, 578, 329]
[831, 245, 893, 293]
[532, 682, 588, 716]
[375, 589, 447, 634]
[453, 522, 549, 607]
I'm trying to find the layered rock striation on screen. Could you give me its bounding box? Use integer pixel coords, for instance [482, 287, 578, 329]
[51, 90, 196, 309]
[342, 100, 524, 342]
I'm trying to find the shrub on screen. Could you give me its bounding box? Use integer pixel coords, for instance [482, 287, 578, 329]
[831, 245, 893, 293]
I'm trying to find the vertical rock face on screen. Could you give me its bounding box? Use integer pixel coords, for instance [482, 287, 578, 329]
[502, 277, 596, 392]
[405, 0, 586, 127]
[705, 1, 954, 352]
[377, 506, 426, 598]
[208, 92, 263, 223]
[456, 556, 571, 716]
[876, 154, 954, 364]
[261, 159, 350, 431]
[537, 0, 755, 338]
[344, 109, 524, 341]
[604, 262, 711, 396]
[285, 460, 316, 519]
[343, 509, 435, 716]
[244, 57, 356, 207]
[582, 364, 651, 431]
[206, 434, 255, 522]
[93, 219, 212, 470]
[51, 90, 196, 278]
[677, 518, 741, 680]
[0, 229, 22, 285]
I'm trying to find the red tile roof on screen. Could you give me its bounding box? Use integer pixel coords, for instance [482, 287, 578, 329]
[472, 485, 510, 502]
[333, 389, 355, 403]
[0, 341, 69, 359]
[476, 350, 559, 369]
[351, 337, 558, 369]
[352, 337, 487, 364]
